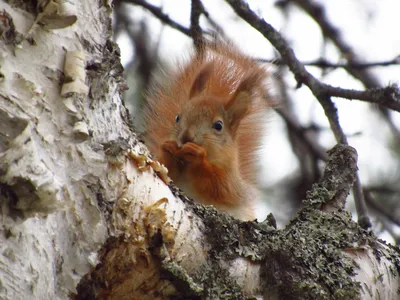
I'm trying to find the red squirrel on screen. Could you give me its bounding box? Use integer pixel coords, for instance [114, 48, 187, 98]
[143, 42, 271, 221]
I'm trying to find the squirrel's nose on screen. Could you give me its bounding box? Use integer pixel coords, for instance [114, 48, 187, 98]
[177, 130, 194, 147]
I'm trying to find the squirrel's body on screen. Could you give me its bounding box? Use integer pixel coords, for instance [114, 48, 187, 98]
[143, 42, 270, 220]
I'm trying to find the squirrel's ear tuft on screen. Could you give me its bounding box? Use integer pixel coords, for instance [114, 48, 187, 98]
[189, 63, 213, 99]
[224, 75, 257, 133]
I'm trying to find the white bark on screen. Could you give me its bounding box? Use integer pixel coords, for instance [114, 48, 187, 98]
[349, 246, 399, 299]
[0, 1, 117, 298]
[0, 1, 399, 299]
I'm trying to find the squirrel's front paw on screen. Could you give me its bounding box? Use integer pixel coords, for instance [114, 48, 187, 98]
[161, 140, 180, 156]
[160, 141, 182, 180]
[177, 142, 206, 164]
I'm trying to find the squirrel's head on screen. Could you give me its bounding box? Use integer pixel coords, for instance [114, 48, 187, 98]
[172, 64, 256, 162]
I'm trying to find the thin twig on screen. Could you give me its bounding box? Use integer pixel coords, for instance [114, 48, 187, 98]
[114, 8, 156, 88]
[190, 0, 204, 52]
[260, 57, 400, 69]
[276, 108, 328, 161]
[367, 185, 400, 195]
[288, 0, 400, 141]
[201, 6, 229, 39]
[363, 188, 400, 227]
[287, 0, 381, 88]
[121, 0, 192, 37]
[275, 72, 323, 208]
[323, 84, 400, 112]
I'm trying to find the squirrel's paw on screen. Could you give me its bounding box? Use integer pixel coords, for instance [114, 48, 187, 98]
[177, 142, 206, 164]
[161, 140, 180, 156]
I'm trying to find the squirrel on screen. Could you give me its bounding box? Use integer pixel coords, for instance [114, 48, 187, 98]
[143, 42, 271, 221]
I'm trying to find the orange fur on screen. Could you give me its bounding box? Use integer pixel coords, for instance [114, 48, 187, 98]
[143, 42, 271, 220]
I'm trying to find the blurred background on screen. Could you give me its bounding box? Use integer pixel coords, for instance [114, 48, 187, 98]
[111, 0, 400, 244]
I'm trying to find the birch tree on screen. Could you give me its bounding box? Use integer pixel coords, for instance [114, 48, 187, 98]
[0, 1, 399, 299]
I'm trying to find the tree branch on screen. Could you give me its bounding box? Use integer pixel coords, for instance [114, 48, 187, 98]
[225, 0, 400, 112]
[261, 57, 400, 69]
[287, 0, 400, 141]
[363, 188, 400, 227]
[276, 108, 327, 161]
[285, 0, 381, 88]
[121, 0, 192, 37]
[190, 0, 204, 52]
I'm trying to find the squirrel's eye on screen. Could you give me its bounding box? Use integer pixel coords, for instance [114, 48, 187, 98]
[212, 120, 223, 131]
[175, 115, 180, 123]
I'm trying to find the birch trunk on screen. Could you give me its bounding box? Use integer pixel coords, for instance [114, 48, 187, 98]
[0, 1, 399, 299]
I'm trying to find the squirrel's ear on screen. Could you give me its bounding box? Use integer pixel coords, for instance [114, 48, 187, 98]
[189, 64, 213, 99]
[224, 76, 254, 133]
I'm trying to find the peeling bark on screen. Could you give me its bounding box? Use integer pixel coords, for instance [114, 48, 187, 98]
[0, 0, 125, 298]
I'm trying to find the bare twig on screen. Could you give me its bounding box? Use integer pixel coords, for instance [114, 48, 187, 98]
[229, 1, 400, 113]
[363, 188, 400, 227]
[288, 0, 400, 141]
[190, 0, 204, 52]
[201, 6, 229, 39]
[380, 219, 400, 245]
[121, 0, 192, 37]
[260, 57, 400, 70]
[367, 185, 400, 195]
[275, 73, 323, 208]
[113, 7, 156, 89]
[323, 84, 400, 112]
[276, 108, 327, 161]
[286, 0, 381, 88]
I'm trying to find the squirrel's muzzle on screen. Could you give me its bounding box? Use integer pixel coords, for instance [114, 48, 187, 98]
[177, 129, 195, 147]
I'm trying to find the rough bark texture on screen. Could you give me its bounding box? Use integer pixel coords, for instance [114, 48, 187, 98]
[0, 0, 129, 298]
[0, 1, 399, 300]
